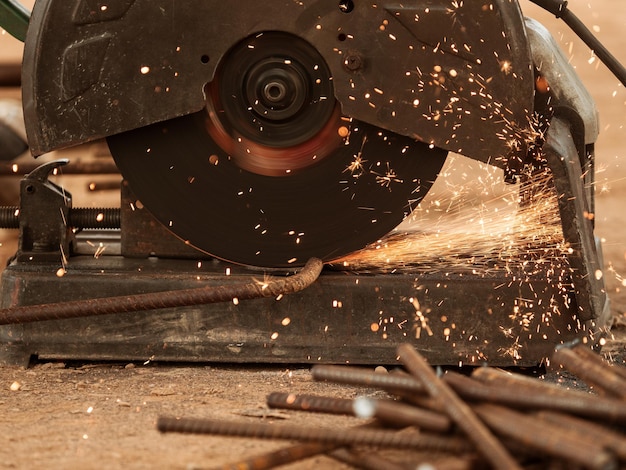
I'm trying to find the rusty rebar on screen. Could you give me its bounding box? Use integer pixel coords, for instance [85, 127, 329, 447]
[218, 445, 414, 470]
[396, 344, 521, 470]
[468, 367, 626, 422]
[266, 392, 451, 433]
[211, 442, 339, 470]
[267, 392, 353, 415]
[471, 366, 565, 391]
[212, 422, 386, 470]
[473, 403, 617, 470]
[553, 345, 626, 400]
[156, 416, 473, 453]
[407, 455, 479, 470]
[536, 410, 626, 462]
[470, 365, 600, 400]
[0, 258, 323, 325]
[357, 397, 451, 433]
[571, 344, 626, 382]
[311, 364, 425, 394]
[329, 448, 410, 470]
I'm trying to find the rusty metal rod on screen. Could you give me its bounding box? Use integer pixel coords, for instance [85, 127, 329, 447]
[396, 344, 521, 470]
[356, 396, 452, 433]
[0, 258, 323, 325]
[536, 410, 626, 462]
[571, 344, 626, 382]
[470, 365, 601, 399]
[443, 372, 619, 468]
[156, 416, 473, 453]
[211, 422, 383, 470]
[474, 403, 617, 470]
[469, 367, 626, 422]
[398, 393, 446, 414]
[311, 364, 425, 394]
[405, 455, 480, 470]
[471, 366, 564, 390]
[313, 364, 626, 423]
[310, 365, 455, 428]
[210, 442, 339, 470]
[266, 392, 451, 433]
[267, 392, 354, 415]
[553, 345, 626, 400]
[328, 448, 410, 470]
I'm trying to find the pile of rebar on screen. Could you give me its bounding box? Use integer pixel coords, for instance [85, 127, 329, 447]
[158, 343, 626, 469]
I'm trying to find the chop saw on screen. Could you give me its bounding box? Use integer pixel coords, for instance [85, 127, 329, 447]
[0, 0, 619, 366]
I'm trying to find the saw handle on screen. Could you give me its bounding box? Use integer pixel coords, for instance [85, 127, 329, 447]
[530, 0, 626, 87]
[0, 0, 29, 42]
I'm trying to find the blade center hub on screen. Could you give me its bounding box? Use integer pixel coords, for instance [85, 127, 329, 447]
[246, 62, 307, 121]
[264, 81, 287, 102]
[206, 32, 336, 150]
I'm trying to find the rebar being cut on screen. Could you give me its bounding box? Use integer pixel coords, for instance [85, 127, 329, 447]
[0, 258, 323, 325]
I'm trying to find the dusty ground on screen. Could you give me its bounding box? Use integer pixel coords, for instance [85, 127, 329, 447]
[2, 365, 373, 469]
[1, 1, 626, 469]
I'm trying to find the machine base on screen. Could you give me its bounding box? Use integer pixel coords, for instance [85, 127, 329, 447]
[0, 255, 606, 367]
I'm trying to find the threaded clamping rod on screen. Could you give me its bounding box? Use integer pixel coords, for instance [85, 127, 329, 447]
[0, 206, 120, 229]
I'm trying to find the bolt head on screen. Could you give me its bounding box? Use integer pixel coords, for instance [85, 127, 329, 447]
[344, 54, 363, 72]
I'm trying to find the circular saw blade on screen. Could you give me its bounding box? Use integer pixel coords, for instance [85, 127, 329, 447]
[107, 32, 447, 268]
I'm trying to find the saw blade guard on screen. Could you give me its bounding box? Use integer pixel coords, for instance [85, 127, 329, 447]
[22, 0, 534, 167]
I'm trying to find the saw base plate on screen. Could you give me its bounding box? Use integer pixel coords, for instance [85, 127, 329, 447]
[0, 255, 604, 367]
